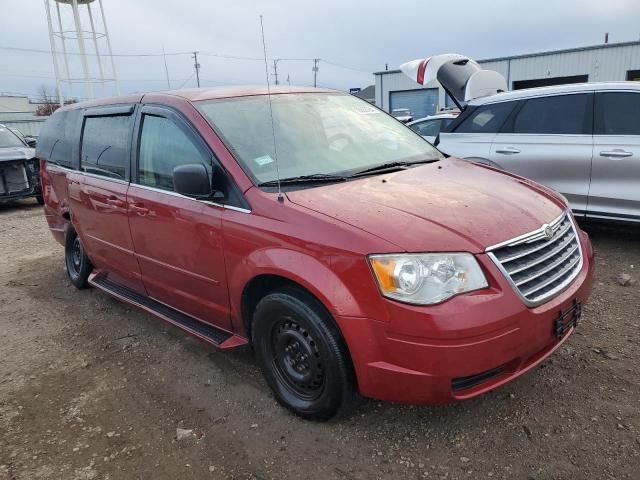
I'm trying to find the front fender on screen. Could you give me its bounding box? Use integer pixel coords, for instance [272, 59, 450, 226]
[227, 248, 369, 332]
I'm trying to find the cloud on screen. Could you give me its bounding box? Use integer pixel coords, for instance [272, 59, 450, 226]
[1, 0, 639, 100]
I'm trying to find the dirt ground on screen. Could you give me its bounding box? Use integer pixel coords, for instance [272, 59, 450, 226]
[1, 199, 638, 480]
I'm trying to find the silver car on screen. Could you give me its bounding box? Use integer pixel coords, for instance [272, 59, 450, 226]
[399, 55, 639, 224]
[438, 82, 640, 224]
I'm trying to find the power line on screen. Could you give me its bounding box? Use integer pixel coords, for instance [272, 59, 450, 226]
[199, 51, 263, 61]
[0, 72, 188, 83]
[0, 90, 91, 101]
[321, 59, 374, 74]
[176, 73, 196, 90]
[0, 44, 192, 57]
[0, 72, 55, 79]
[0, 44, 375, 71]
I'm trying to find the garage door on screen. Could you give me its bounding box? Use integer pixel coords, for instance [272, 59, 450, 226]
[389, 88, 438, 120]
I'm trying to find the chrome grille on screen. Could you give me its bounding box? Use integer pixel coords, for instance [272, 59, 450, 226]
[487, 212, 582, 306]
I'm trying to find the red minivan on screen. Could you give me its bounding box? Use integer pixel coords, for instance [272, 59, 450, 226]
[38, 86, 594, 420]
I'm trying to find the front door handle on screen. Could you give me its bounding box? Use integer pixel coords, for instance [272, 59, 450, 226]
[495, 147, 521, 155]
[130, 203, 150, 215]
[600, 149, 633, 158]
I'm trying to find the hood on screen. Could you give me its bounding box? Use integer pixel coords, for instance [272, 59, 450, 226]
[286, 158, 564, 253]
[0, 146, 35, 162]
[400, 54, 507, 106]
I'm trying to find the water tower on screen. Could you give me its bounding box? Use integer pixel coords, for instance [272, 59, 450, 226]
[44, 0, 119, 104]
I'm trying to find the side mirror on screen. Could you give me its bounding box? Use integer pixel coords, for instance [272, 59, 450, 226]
[26, 138, 37, 148]
[172, 163, 212, 198]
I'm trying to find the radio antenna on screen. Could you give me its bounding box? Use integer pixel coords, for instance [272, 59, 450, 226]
[259, 15, 283, 202]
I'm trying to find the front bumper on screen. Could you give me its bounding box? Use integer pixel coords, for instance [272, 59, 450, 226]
[0, 159, 40, 202]
[338, 229, 595, 404]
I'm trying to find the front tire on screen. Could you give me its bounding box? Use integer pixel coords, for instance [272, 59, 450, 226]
[64, 228, 92, 289]
[252, 287, 356, 421]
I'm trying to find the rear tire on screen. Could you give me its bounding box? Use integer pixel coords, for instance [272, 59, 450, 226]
[64, 228, 92, 289]
[252, 287, 356, 421]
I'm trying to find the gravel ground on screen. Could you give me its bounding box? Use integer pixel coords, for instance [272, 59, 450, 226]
[1, 199, 639, 480]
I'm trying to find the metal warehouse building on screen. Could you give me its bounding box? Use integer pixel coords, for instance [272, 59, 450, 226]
[374, 40, 640, 120]
[0, 95, 47, 136]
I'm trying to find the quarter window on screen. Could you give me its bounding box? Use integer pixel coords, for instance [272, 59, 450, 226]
[595, 92, 640, 135]
[513, 94, 590, 135]
[137, 115, 210, 191]
[411, 119, 448, 137]
[38, 109, 81, 168]
[81, 115, 132, 179]
[454, 102, 514, 134]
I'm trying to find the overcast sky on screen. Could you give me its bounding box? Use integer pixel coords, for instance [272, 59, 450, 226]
[1, 0, 639, 101]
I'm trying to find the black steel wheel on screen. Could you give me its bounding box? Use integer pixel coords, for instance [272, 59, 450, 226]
[252, 286, 356, 420]
[271, 317, 325, 401]
[64, 227, 92, 289]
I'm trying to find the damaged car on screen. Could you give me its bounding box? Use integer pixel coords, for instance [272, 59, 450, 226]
[0, 124, 43, 204]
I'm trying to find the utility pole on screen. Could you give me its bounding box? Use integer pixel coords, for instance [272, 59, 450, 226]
[312, 58, 319, 88]
[272, 59, 280, 85]
[192, 51, 201, 88]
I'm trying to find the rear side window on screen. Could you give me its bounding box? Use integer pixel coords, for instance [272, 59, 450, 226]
[454, 102, 514, 133]
[513, 94, 590, 135]
[137, 115, 211, 191]
[411, 119, 451, 137]
[595, 92, 640, 135]
[37, 109, 81, 168]
[81, 115, 132, 180]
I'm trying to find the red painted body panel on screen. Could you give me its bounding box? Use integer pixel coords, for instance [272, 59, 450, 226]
[41, 162, 70, 245]
[286, 158, 565, 253]
[337, 231, 594, 403]
[126, 184, 232, 330]
[39, 88, 596, 405]
[71, 175, 145, 293]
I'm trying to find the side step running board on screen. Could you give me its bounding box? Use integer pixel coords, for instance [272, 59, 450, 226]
[89, 273, 247, 350]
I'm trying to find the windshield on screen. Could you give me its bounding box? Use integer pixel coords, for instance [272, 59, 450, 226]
[196, 93, 441, 184]
[0, 126, 25, 148]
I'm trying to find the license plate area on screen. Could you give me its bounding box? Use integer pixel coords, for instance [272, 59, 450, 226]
[554, 299, 582, 339]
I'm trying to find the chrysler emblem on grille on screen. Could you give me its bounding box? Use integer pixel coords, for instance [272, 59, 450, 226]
[543, 224, 554, 239]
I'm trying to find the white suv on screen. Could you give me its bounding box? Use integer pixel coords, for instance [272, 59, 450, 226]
[437, 82, 640, 224]
[399, 54, 640, 224]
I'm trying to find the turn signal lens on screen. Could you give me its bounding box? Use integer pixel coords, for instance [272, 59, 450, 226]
[370, 257, 397, 292]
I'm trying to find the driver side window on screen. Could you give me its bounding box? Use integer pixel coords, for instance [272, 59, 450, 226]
[138, 114, 211, 191]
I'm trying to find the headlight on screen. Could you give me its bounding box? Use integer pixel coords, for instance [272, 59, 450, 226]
[369, 253, 488, 305]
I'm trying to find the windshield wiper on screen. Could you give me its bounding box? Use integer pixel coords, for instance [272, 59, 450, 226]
[258, 173, 347, 187]
[348, 159, 438, 178]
